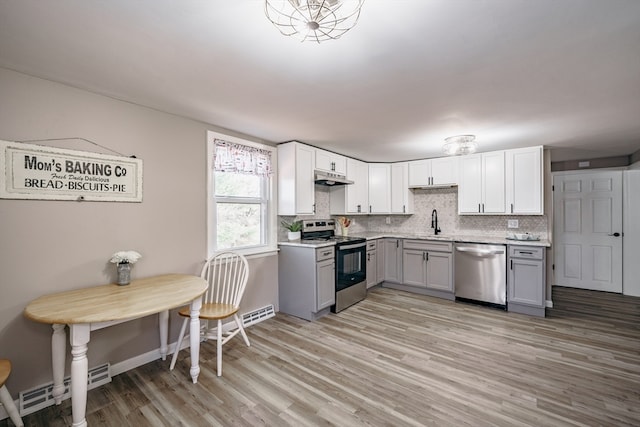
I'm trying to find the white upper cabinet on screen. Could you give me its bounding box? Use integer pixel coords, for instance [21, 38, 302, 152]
[505, 146, 543, 215]
[315, 149, 346, 175]
[277, 142, 315, 215]
[330, 158, 369, 215]
[458, 151, 506, 214]
[408, 157, 459, 187]
[368, 163, 391, 214]
[391, 162, 413, 214]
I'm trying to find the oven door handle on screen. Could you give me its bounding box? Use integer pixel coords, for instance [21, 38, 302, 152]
[338, 243, 367, 250]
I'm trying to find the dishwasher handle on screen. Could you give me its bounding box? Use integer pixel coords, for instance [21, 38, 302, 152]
[455, 246, 505, 256]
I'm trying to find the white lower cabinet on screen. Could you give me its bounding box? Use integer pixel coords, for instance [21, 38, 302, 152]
[316, 257, 336, 310]
[507, 245, 546, 317]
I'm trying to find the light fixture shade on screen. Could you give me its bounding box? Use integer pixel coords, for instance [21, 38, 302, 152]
[265, 0, 365, 43]
[443, 135, 478, 156]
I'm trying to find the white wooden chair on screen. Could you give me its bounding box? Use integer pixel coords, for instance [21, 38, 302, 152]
[0, 359, 24, 427]
[170, 251, 251, 377]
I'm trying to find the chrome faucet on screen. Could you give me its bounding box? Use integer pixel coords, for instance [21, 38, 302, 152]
[431, 209, 441, 235]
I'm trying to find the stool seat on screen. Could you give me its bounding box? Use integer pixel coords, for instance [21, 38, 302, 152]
[0, 359, 24, 427]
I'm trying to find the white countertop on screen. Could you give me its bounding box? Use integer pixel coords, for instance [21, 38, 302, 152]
[279, 232, 551, 248]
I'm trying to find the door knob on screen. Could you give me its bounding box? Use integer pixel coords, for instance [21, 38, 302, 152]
[608, 232, 621, 237]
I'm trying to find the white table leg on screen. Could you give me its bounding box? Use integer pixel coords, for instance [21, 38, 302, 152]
[69, 324, 90, 427]
[158, 310, 169, 361]
[188, 296, 202, 383]
[51, 323, 66, 405]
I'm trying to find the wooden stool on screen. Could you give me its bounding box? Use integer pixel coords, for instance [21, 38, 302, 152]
[0, 360, 24, 427]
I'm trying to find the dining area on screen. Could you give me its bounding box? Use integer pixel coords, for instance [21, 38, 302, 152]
[18, 252, 252, 427]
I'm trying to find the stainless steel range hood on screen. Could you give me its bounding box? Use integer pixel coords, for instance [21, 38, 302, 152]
[314, 170, 354, 186]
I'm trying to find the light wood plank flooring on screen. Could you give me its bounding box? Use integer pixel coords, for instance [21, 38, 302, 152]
[4, 286, 640, 426]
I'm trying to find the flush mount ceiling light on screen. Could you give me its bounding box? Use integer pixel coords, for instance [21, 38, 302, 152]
[264, 0, 365, 43]
[443, 135, 478, 156]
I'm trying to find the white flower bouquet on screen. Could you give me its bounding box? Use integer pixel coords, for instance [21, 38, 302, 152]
[109, 250, 142, 265]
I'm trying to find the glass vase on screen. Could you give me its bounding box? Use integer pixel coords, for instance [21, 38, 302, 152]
[117, 262, 131, 286]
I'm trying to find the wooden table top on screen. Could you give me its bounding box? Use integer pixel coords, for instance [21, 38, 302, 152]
[24, 274, 208, 324]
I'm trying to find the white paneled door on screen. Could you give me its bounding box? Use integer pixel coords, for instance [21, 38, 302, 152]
[553, 171, 623, 292]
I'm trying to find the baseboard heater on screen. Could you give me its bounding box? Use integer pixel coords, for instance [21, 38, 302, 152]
[19, 363, 111, 416]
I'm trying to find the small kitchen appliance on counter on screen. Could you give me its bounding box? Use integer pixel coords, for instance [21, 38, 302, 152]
[301, 220, 367, 312]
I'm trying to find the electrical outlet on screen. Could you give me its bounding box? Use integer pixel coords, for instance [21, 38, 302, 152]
[508, 219, 519, 229]
[385, 216, 391, 225]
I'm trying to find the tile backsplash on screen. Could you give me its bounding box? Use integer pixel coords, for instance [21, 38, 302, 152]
[279, 186, 548, 239]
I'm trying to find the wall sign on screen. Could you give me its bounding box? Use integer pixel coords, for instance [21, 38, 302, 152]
[0, 140, 143, 202]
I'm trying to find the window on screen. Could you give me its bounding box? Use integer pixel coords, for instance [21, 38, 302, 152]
[207, 131, 277, 256]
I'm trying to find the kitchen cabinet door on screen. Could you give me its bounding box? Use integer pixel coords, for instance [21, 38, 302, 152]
[277, 142, 315, 215]
[383, 238, 402, 283]
[376, 240, 385, 285]
[391, 162, 413, 214]
[505, 146, 543, 215]
[458, 151, 505, 214]
[482, 151, 506, 214]
[408, 159, 431, 187]
[431, 157, 459, 186]
[408, 157, 459, 187]
[316, 258, 336, 311]
[366, 250, 377, 288]
[402, 249, 427, 287]
[425, 251, 453, 292]
[508, 245, 545, 316]
[368, 164, 391, 214]
[329, 158, 369, 215]
[316, 149, 346, 175]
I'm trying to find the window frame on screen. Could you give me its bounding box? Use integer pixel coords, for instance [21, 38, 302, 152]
[207, 131, 278, 258]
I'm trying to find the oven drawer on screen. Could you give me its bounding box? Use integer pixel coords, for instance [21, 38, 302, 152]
[316, 246, 335, 262]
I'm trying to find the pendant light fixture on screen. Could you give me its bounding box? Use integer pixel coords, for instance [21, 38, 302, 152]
[443, 135, 478, 156]
[265, 0, 365, 43]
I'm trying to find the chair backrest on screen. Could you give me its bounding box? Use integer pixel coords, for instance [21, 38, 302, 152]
[201, 251, 249, 308]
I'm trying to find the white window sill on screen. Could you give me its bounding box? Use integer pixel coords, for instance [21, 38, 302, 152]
[211, 247, 279, 260]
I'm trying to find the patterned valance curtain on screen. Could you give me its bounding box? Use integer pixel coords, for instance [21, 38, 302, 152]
[213, 138, 272, 177]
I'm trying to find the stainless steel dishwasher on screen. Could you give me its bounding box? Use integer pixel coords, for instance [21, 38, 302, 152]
[454, 242, 507, 308]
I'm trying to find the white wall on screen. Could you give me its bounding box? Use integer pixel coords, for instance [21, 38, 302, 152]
[0, 68, 278, 394]
[623, 168, 640, 296]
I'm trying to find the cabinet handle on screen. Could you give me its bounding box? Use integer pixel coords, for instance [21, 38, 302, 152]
[426, 252, 429, 261]
[478, 204, 481, 213]
[396, 240, 399, 248]
[313, 203, 316, 213]
[511, 203, 514, 214]
[482, 203, 485, 213]
[403, 205, 406, 213]
[423, 252, 426, 261]
[519, 251, 534, 255]
[369, 205, 372, 213]
[367, 253, 370, 261]
[323, 251, 332, 256]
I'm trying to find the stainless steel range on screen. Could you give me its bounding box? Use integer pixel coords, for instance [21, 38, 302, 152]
[301, 220, 367, 312]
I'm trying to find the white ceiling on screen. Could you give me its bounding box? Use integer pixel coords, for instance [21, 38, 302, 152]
[1, 0, 640, 162]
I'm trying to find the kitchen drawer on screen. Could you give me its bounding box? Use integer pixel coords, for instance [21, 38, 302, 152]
[509, 245, 543, 260]
[316, 246, 335, 262]
[403, 239, 452, 253]
[366, 240, 377, 251]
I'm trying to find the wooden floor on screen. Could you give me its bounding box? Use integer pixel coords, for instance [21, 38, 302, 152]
[5, 286, 640, 426]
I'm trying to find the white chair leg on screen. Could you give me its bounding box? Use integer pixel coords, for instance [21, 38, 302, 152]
[169, 317, 189, 371]
[217, 319, 223, 377]
[0, 385, 24, 427]
[234, 314, 251, 347]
